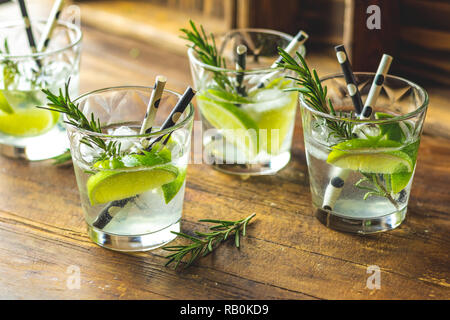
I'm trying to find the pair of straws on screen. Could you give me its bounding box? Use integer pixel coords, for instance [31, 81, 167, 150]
[17, 0, 65, 68]
[93, 79, 195, 230]
[234, 30, 309, 97]
[322, 45, 393, 211]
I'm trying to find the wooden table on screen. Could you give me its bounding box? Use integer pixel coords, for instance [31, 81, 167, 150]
[0, 5, 449, 300]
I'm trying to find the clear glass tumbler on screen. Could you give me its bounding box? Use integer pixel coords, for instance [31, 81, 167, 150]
[0, 20, 82, 160]
[67, 86, 194, 251]
[188, 29, 305, 175]
[300, 73, 428, 234]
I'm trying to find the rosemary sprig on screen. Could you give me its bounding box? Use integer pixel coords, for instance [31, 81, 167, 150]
[180, 20, 233, 92]
[277, 47, 354, 141]
[163, 213, 256, 270]
[39, 81, 121, 160]
[355, 173, 399, 209]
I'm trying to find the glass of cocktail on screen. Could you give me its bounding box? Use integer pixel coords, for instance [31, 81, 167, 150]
[65, 86, 194, 251]
[188, 28, 305, 175]
[301, 73, 428, 233]
[0, 19, 82, 160]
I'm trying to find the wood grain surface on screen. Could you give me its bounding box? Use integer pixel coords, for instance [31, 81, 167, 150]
[0, 1, 449, 300]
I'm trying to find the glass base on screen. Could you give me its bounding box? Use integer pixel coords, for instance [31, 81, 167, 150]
[87, 220, 180, 252]
[0, 125, 68, 161]
[315, 207, 407, 234]
[212, 151, 291, 176]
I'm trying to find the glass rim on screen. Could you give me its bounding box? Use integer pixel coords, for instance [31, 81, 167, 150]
[299, 72, 429, 124]
[187, 27, 296, 74]
[70, 86, 195, 139]
[0, 19, 82, 60]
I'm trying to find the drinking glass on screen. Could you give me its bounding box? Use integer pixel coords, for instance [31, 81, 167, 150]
[67, 86, 194, 251]
[300, 73, 428, 233]
[0, 20, 82, 160]
[188, 28, 305, 175]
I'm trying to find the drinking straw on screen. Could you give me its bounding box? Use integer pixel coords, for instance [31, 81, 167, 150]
[17, 0, 41, 67]
[147, 86, 195, 149]
[334, 45, 363, 115]
[322, 53, 394, 211]
[252, 30, 308, 91]
[92, 196, 136, 229]
[358, 54, 393, 119]
[37, 0, 65, 52]
[140, 75, 167, 147]
[235, 44, 247, 96]
[93, 86, 196, 230]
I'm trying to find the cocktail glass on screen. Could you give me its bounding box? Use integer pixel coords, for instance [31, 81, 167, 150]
[67, 86, 194, 251]
[300, 73, 428, 233]
[188, 29, 305, 175]
[0, 20, 82, 160]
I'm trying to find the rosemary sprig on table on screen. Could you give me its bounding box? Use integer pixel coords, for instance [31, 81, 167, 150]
[40, 81, 121, 160]
[277, 47, 354, 141]
[163, 213, 256, 270]
[181, 20, 233, 91]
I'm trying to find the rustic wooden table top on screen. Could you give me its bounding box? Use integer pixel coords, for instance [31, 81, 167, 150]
[0, 3, 449, 300]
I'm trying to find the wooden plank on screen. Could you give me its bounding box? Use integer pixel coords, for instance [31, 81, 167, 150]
[77, 1, 228, 56]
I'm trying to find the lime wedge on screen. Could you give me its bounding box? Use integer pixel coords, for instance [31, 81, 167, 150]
[0, 91, 14, 114]
[375, 112, 407, 142]
[0, 106, 59, 136]
[162, 168, 186, 204]
[389, 140, 420, 193]
[197, 94, 259, 159]
[327, 138, 413, 174]
[245, 77, 298, 154]
[205, 87, 251, 104]
[87, 165, 178, 205]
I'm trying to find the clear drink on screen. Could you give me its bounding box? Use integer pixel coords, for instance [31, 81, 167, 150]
[301, 73, 428, 233]
[188, 29, 305, 175]
[0, 20, 82, 160]
[197, 78, 298, 173]
[67, 87, 194, 251]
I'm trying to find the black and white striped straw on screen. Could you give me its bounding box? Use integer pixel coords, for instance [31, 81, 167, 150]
[255, 30, 309, 90]
[146, 86, 196, 150]
[141, 75, 167, 147]
[17, 0, 41, 67]
[334, 45, 363, 115]
[322, 52, 394, 211]
[37, 0, 65, 53]
[235, 44, 247, 96]
[358, 54, 393, 120]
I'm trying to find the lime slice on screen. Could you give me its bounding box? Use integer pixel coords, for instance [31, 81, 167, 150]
[246, 77, 298, 154]
[0, 106, 59, 136]
[205, 88, 251, 104]
[0, 91, 14, 114]
[389, 140, 420, 193]
[162, 168, 186, 204]
[197, 94, 259, 159]
[327, 138, 413, 174]
[375, 112, 407, 142]
[87, 165, 178, 205]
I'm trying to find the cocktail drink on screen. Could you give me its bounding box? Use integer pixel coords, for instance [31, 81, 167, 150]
[187, 28, 305, 175]
[66, 86, 194, 251]
[300, 73, 428, 233]
[0, 20, 81, 160]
